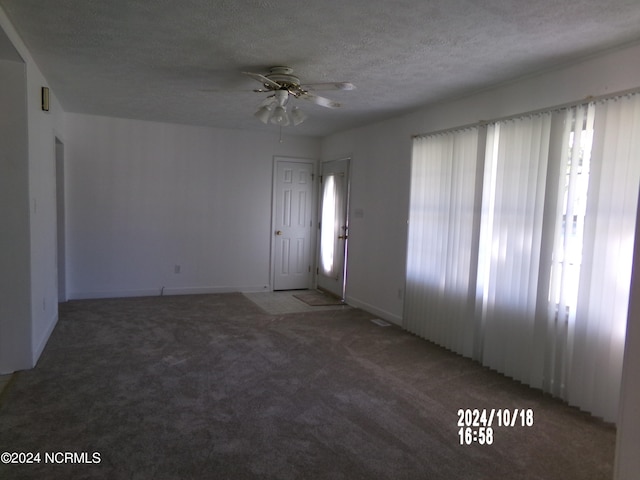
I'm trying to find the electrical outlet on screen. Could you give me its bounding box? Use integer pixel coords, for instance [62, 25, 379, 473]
[174, 265, 181, 274]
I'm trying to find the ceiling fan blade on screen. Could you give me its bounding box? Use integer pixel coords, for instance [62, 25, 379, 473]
[300, 93, 342, 108]
[300, 82, 355, 91]
[242, 71, 281, 89]
[199, 88, 252, 92]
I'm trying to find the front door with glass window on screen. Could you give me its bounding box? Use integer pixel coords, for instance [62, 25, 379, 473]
[316, 158, 350, 299]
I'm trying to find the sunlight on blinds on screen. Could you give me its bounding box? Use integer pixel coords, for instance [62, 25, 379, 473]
[405, 93, 640, 422]
[546, 104, 595, 398]
[405, 128, 480, 357]
[477, 114, 552, 384]
[568, 94, 640, 421]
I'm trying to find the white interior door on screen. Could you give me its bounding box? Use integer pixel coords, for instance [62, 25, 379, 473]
[317, 158, 350, 299]
[272, 159, 315, 290]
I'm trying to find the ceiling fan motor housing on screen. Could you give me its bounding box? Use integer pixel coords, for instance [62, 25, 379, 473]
[265, 66, 300, 89]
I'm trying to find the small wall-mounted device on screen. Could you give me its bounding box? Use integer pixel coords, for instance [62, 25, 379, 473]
[41, 86, 50, 112]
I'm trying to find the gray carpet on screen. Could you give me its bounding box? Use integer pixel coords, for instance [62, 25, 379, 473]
[0, 293, 615, 479]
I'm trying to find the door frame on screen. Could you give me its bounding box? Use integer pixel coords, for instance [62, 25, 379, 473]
[316, 157, 351, 300]
[55, 136, 67, 302]
[270, 156, 318, 291]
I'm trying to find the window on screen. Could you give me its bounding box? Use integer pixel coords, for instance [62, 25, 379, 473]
[405, 94, 640, 422]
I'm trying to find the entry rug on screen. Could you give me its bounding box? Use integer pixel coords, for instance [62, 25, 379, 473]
[293, 290, 344, 306]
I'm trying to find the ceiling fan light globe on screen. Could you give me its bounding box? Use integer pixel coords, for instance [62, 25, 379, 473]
[291, 106, 308, 126]
[254, 105, 273, 124]
[270, 106, 290, 126]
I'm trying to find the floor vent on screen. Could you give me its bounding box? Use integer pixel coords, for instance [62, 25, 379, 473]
[370, 318, 391, 327]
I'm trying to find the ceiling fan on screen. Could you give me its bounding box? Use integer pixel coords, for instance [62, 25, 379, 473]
[242, 66, 355, 126]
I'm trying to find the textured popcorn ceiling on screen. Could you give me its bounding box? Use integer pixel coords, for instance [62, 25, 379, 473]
[2, 0, 640, 136]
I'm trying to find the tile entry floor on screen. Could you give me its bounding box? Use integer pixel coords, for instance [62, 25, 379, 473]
[242, 290, 350, 315]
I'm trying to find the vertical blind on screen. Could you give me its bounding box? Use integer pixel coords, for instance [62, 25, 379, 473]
[406, 128, 480, 357]
[545, 104, 595, 399]
[405, 93, 640, 422]
[568, 95, 640, 420]
[476, 114, 553, 386]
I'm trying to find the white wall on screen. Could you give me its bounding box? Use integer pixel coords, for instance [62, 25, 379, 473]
[321, 119, 412, 323]
[65, 113, 320, 299]
[0, 9, 64, 372]
[0, 57, 31, 373]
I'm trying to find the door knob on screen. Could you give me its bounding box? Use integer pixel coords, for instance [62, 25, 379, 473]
[338, 235, 348, 239]
[275, 230, 283, 235]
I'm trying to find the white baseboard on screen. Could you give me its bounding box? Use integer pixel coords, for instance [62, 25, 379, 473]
[68, 288, 161, 300]
[68, 285, 270, 300]
[161, 285, 270, 295]
[33, 312, 58, 366]
[344, 296, 403, 326]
